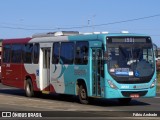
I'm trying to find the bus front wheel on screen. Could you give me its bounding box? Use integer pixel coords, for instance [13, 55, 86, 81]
[25, 79, 34, 97]
[78, 84, 89, 104]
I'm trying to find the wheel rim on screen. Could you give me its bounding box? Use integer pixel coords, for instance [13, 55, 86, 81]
[26, 83, 31, 95]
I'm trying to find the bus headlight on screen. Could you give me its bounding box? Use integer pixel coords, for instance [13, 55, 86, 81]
[108, 80, 118, 89]
[150, 78, 157, 88]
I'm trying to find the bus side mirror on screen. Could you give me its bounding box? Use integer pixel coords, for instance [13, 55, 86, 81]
[153, 43, 158, 59]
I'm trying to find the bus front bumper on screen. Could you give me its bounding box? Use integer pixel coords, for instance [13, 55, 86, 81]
[103, 86, 156, 99]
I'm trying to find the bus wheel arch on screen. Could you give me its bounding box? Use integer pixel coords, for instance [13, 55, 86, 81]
[77, 79, 89, 104]
[25, 76, 34, 97]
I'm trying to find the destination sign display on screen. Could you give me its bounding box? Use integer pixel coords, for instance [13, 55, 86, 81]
[107, 37, 151, 44]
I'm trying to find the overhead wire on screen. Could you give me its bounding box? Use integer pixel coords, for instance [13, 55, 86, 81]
[0, 14, 160, 31]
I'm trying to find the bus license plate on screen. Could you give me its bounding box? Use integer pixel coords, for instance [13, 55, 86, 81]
[130, 94, 139, 98]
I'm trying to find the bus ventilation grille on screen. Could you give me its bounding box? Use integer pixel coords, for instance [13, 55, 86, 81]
[121, 91, 148, 97]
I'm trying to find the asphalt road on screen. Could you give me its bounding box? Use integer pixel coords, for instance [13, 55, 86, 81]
[0, 83, 160, 119]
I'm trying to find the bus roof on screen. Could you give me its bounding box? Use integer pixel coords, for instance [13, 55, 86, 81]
[3, 38, 32, 44]
[2, 33, 150, 44]
[68, 33, 150, 41]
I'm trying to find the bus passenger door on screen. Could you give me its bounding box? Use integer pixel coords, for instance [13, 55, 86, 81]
[92, 48, 102, 97]
[40, 48, 51, 93]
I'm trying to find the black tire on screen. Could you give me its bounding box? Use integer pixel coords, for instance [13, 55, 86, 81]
[78, 84, 89, 104]
[25, 79, 34, 97]
[118, 98, 132, 105]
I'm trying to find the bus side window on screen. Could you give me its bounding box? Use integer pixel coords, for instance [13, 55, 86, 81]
[3, 44, 11, 63]
[52, 42, 60, 64]
[60, 42, 74, 64]
[11, 44, 22, 63]
[33, 43, 39, 64]
[75, 41, 89, 65]
[22, 44, 33, 64]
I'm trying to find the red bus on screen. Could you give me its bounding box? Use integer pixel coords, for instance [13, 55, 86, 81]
[1, 38, 39, 91]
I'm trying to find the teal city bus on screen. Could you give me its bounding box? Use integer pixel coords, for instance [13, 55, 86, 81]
[1, 31, 157, 104]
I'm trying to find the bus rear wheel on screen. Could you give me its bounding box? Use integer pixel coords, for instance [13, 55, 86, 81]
[118, 98, 132, 105]
[25, 79, 34, 97]
[78, 84, 89, 104]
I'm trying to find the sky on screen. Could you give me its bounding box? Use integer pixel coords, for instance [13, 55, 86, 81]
[0, 0, 160, 46]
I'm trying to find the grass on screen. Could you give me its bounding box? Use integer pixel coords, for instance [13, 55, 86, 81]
[157, 71, 160, 92]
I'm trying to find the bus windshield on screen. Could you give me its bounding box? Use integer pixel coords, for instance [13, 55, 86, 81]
[107, 37, 155, 79]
